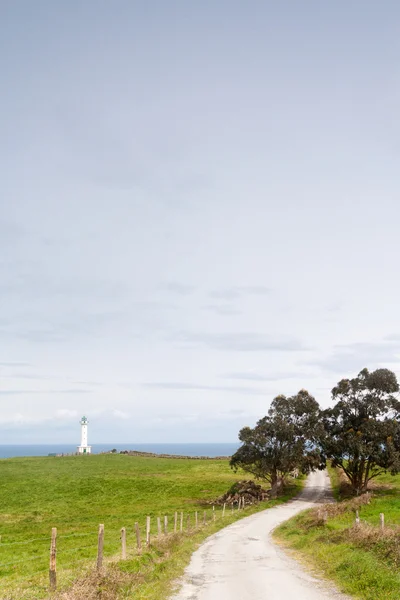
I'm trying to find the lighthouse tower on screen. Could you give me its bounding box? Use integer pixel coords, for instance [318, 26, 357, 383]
[77, 416, 92, 454]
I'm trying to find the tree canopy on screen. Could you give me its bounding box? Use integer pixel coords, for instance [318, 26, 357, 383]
[232, 367, 400, 497]
[230, 390, 324, 496]
[320, 368, 400, 494]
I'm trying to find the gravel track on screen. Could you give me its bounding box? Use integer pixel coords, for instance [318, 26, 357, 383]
[170, 470, 351, 600]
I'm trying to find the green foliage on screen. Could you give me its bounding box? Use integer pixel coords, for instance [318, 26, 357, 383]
[0, 454, 303, 599]
[274, 469, 400, 599]
[321, 368, 400, 494]
[230, 390, 323, 494]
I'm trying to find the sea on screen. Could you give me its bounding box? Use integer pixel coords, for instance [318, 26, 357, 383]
[0, 443, 240, 459]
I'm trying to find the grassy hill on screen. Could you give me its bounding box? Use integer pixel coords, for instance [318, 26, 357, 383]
[0, 453, 302, 599]
[273, 467, 400, 600]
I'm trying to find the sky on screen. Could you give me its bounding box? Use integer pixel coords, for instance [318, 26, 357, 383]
[1, 1, 400, 444]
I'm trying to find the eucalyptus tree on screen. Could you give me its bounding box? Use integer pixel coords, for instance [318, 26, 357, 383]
[230, 390, 324, 497]
[321, 368, 400, 495]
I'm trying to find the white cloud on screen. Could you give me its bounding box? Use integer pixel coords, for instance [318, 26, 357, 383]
[56, 409, 78, 419]
[112, 410, 130, 420]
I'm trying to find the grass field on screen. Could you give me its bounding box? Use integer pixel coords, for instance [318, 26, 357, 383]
[0, 453, 303, 599]
[273, 466, 400, 600]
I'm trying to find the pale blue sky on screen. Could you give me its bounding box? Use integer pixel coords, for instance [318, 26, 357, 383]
[1, 1, 400, 443]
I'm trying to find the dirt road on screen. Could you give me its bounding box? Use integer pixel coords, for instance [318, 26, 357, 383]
[170, 470, 351, 600]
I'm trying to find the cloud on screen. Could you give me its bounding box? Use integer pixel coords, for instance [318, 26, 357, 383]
[0, 412, 35, 425]
[0, 389, 92, 395]
[0, 220, 26, 248]
[306, 341, 400, 373]
[0, 309, 132, 344]
[209, 286, 271, 301]
[203, 304, 242, 316]
[0, 410, 78, 425]
[1, 373, 45, 381]
[73, 380, 104, 387]
[222, 371, 307, 381]
[0, 272, 131, 302]
[56, 409, 78, 419]
[171, 331, 307, 352]
[0, 362, 31, 367]
[158, 282, 195, 295]
[326, 303, 342, 314]
[112, 409, 130, 419]
[150, 412, 200, 425]
[142, 381, 267, 395]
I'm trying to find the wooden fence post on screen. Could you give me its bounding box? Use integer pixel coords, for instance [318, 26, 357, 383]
[380, 513, 385, 530]
[213, 506, 216, 521]
[238, 498, 241, 511]
[203, 511, 206, 525]
[355, 511, 360, 526]
[97, 524, 104, 570]
[121, 527, 126, 559]
[222, 503, 226, 517]
[135, 522, 141, 551]
[195, 511, 198, 528]
[49, 527, 57, 591]
[174, 511, 178, 533]
[157, 517, 162, 537]
[146, 516, 151, 546]
[164, 515, 168, 535]
[180, 512, 183, 533]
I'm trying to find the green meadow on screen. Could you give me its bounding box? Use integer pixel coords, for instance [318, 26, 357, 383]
[274, 467, 400, 600]
[0, 453, 302, 599]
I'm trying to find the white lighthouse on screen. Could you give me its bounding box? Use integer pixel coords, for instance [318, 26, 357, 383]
[77, 416, 92, 454]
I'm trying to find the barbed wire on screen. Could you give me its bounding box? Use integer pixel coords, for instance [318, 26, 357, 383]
[0, 531, 97, 550]
[2, 567, 49, 583]
[0, 554, 46, 568]
[0, 510, 227, 578]
[58, 544, 97, 556]
[58, 531, 97, 540]
[0, 536, 50, 547]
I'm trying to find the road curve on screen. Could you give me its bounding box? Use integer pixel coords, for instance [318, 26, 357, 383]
[170, 470, 351, 600]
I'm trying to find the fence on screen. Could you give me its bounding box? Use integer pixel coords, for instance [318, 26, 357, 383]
[317, 506, 389, 531]
[0, 501, 244, 596]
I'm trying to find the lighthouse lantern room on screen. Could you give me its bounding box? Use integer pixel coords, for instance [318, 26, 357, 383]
[77, 416, 92, 454]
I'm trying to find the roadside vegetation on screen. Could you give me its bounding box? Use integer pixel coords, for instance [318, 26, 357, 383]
[274, 466, 400, 600]
[0, 453, 303, 599]
[272, 367, 400, 599]
[57, 482, 302, 600]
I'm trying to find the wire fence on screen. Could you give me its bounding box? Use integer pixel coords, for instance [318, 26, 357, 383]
[0, 501, 244, 596]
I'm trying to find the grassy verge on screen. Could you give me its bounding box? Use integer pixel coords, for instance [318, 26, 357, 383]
[0, 454, 303, 599]
[273, 468, 400, 600]
[57, 483, 303, 600]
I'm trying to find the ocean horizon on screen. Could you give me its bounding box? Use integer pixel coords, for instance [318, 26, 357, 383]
[0, 443, 240, 459]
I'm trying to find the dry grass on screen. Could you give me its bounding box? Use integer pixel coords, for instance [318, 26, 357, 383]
[345, 523, 400, 569]
[304, 491, 374, 529]
[55, 534, 180, 600]
[57, 568, 139, 600]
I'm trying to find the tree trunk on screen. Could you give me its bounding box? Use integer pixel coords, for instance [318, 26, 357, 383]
[362, 458, 371, 492]
[270, 469, 279, 498]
